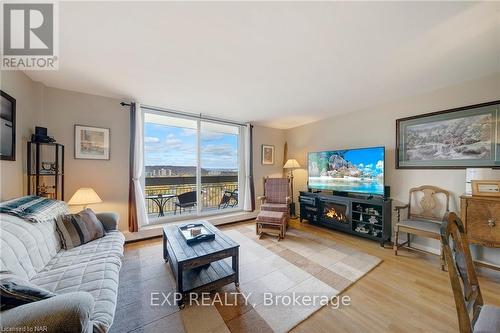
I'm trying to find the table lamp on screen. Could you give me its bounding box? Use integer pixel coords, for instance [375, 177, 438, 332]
[68, 188, 102, 209]
[283, 158, 301, 218]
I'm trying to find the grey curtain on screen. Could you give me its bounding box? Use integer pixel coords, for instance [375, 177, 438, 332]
[250, 124, 255, 210]
[128, 103, 138, 232]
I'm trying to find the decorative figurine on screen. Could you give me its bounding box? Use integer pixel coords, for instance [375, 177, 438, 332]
[355, 225, 370, 234]
[190, 228, 202, 236]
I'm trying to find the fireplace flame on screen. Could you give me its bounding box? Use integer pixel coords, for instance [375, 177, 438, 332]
[325, 208, 346, 221]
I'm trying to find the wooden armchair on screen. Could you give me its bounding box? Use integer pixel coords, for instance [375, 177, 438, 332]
[394, 185, 450, 270]
[441, 212, 500, 333]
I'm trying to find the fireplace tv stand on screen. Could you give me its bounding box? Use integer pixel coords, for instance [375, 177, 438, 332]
[299, 191, 392, 246]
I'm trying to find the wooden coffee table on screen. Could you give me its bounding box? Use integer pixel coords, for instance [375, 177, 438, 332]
[163, 221, 239, 308]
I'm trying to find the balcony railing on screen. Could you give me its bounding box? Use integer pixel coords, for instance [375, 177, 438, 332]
[145, 175, 238, 216]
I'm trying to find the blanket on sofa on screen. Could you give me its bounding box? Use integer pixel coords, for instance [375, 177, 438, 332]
[0, 196, 68, 223]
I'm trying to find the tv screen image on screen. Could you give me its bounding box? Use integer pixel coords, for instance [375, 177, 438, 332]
[308, 146, 385, 195]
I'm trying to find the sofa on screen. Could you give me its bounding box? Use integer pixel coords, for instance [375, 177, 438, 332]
[0, 205, 125, 333]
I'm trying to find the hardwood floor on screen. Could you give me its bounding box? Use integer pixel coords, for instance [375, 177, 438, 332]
[113, 219, 500, 333]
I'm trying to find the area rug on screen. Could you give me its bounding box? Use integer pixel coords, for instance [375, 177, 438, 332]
[113, 225, 382, 333]
[205, 224, 382, 333]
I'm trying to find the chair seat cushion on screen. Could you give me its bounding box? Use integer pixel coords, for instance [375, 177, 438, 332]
[261, 203, 288, 212]
[474, 305, 500, 333]
[257, 210, 285, 224]
[397, 219, 441, 234]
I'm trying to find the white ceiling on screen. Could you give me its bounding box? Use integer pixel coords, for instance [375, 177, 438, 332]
[25, 1, 500, 129]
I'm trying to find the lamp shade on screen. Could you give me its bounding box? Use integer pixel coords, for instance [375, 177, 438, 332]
[283, 158, 301, 169]
[68, 188, 102, 206]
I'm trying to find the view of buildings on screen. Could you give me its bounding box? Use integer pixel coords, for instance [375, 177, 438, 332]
[145, 165, 238, 178]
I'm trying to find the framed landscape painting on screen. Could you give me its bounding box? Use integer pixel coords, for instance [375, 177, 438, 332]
[396, 101, 500, 169]
[75, 125, 110, 160]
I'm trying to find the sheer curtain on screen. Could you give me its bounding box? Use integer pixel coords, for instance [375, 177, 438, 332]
[128, 102, 148, 232]
[243, 124, 255, 211]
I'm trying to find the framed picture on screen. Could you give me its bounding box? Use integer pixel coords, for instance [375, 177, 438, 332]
[396, 100, 500, 169]
[0, 90, 16, 161]
[261, 144, 275, 165]
[74, 125, 110, 160]
[471, 180, 500, 197]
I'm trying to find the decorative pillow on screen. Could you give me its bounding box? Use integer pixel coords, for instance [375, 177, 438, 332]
[0, 272, 56, 310]
[56, 208, 105, 249]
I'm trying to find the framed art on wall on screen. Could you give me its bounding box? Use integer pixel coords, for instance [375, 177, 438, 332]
[0, 90, 16, 161]
[396, 100, 500, 169]
[74, 125, 110, 160]
[471, 180, 500, 197]
[261, 144, 275, 165]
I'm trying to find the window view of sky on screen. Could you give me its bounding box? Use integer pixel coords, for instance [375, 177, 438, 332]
[144, 122, 238, 170]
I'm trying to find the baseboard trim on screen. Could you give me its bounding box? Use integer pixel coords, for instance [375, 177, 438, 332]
[123, 211, 258, 242]
[125, 235, 161, 244]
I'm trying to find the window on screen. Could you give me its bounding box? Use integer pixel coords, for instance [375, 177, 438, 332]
[143, 111, 242, 223]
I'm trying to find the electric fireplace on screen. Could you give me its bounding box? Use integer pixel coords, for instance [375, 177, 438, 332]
[299, 191, 392, 247]
[321, 200, 349, 225]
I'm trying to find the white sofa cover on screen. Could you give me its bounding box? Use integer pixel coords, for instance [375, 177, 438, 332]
[0, 209, 124, 333]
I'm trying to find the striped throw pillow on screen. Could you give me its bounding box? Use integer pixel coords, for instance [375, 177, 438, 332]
[56, 208, 105, 249]
[0, 273, 55, 310]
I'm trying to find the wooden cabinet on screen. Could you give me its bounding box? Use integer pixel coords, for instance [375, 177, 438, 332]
[460, 195, 500, 248]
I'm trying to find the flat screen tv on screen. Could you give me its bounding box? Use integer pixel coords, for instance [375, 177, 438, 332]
[308, 146, 385, 196]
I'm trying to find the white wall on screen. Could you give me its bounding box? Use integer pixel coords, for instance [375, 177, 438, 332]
[40, 87, 130, 230]
[0, 79, 132, 231]
[253, 125, 287, 202]
[0, 71, 43, 200]
[285, 73, 500, 265]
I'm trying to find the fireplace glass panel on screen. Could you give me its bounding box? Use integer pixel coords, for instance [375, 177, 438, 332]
[322, 201, 348, 224]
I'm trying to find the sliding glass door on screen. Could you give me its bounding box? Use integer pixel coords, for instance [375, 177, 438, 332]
[143, 111, 242, 223]
[200, 121, 240, 213]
